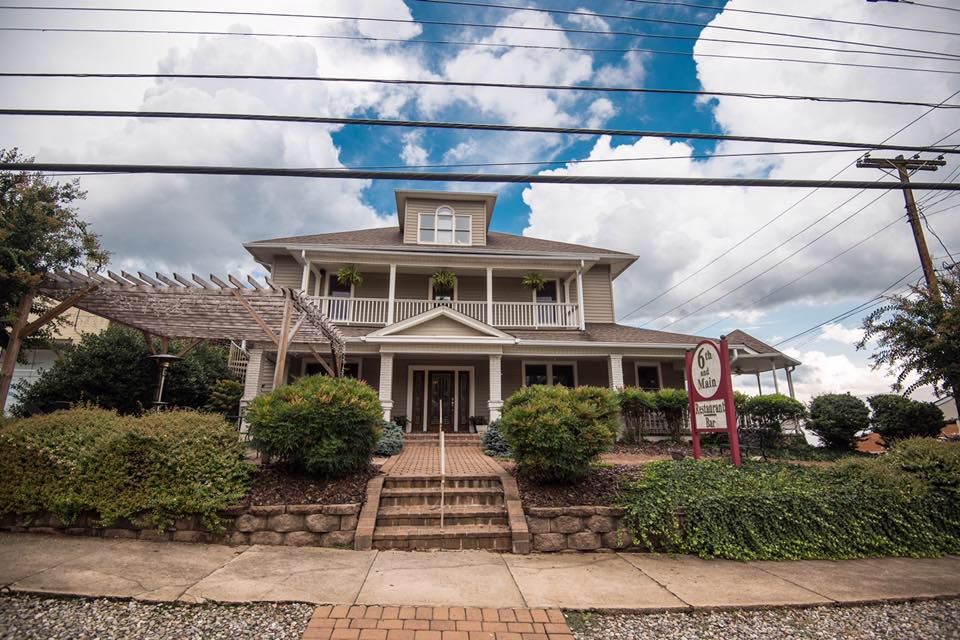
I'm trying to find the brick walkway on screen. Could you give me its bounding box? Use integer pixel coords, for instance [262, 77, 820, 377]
[382, 445, 505, 477]
[302, 604, 574, 640]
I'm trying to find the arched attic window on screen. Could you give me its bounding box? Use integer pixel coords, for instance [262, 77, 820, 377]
[419, 205, 471, 245]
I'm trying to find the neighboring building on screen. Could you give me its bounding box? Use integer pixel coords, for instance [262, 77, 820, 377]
[936, 396, 958, 423]
[241, 190, 801, 432]
[3, 308, 110, 411]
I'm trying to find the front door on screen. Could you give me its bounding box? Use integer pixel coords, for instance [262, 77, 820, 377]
[428, 371, 455, 432]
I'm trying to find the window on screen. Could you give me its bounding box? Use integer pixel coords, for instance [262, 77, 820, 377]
[635, 364, 661, 391]
[419, 207, 471, 245]
[523, 362, 577, 388]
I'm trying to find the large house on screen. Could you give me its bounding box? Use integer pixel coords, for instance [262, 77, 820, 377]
[240, 190, 800, 432]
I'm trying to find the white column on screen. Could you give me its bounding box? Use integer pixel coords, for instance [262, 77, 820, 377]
[770, 359, 780, 394]
[608, 354, 624, 390]
[379, 352, 394, 421]
[756, 372, 763, 395]
[488, 353, 503, 423]
[300, 256, 310, 292]
[486, 266, 494, 325]
[576, 265, 586, 331]
[786, 366, 796, 399]
[387, 263, 397, 325]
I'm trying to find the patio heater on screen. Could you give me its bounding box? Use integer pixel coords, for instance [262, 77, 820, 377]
[148, 353, 182, 411]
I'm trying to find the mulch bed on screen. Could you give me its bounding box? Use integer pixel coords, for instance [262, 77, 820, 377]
[242, 465, 379, 506]
[515, 464, 645, 508]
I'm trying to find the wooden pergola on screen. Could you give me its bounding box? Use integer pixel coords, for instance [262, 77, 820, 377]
[0, 269, 346, 409]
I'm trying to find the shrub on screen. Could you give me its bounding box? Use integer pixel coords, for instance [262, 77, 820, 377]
[618, 387, 656, 443]
[619, 451, 959, 561]
[374, 420, 405, 456]
[205, 379, 243, 418]
[886, 437, 960, 493]
[482, 419, 511, 457]
[653, 388, 689, 442]
[806, 393, 870, 449]
[246, 375, 382, 477]
[869, 394, 944, 442]
[740, 394, 807, 452]
[0, 406, 251, 531]
[500, 385, 619, 483]
[11, 326, 234, 416]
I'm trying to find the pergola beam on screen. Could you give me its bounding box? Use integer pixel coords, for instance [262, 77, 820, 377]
[19, 284, 98, 339]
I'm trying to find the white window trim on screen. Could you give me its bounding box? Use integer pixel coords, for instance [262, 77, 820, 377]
[634, 361, 663, 391]
[530, 278, 562, 304]
[405, 365, 476, 433]
[521, 360, 579, 388]
[325, 271, 355, 298]
[418, 207, 472, 246]
[428, 276, 458, 301]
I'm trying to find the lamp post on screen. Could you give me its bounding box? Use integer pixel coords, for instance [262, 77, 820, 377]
[148, 353, 182, 411]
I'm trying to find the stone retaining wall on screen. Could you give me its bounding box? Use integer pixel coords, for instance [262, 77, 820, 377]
[0, 503, 361, 548]
[525, 506, 636, 552]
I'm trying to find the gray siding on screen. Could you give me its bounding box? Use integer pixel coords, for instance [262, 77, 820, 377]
[457, 275, 485, 301]
[355, 272, 389, 298]
[396, 274, 428, 299]
[492, 277, 530, 302]
[403, 198, 488, 246]
[271, 255, 302, 288]
[581, 264, 615, 323]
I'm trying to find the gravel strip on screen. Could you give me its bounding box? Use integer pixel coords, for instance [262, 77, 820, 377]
[566, 599, 960, 640]
[0, 593, 314, 640]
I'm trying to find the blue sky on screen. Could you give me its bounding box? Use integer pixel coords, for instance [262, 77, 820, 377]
[0, 0, 957, 400]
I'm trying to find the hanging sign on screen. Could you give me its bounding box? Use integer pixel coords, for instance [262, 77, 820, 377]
[685, 337, 741, 466]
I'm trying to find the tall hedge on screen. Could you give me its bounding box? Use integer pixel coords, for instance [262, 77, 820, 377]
[0, 407, 251, 531]
[868, 394, 944, 442]
[807, 393, 870, 449]
[246, 375, 382, 477]
[500, 385, 619, 483]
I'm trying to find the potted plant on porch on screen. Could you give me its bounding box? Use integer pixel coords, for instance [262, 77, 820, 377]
[521, 271, 547, 291]
[336, 264, 363, 287]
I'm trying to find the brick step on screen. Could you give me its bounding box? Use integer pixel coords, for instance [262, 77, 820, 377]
[372, 524, 512, 551]
[383, 476, 501, 490]
[403, 434, 482, 447]
[378, 486, 504, 507]
[376, 504, 508, 527]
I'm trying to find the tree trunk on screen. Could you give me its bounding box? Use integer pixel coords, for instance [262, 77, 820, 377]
[0, 291, 35, 412]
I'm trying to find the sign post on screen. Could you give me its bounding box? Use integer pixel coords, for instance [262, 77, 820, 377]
[685, 337, 741, 466]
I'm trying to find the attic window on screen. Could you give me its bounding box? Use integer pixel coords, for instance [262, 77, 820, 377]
[419, 207, 470, 245]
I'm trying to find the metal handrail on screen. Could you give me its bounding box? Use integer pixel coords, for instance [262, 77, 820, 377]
[439, 428, 446, 531]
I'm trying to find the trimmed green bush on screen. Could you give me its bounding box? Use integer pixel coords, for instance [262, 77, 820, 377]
[653, 388, 688, 442]
[869, 394, 944, 442]
[740, 393, 807, 452]
[0, 406, 251, 531]
[246, 375, 382, 477]
[374, 421, 405, 456]
[482, 419, 511, 457]
[807, 393, 870, 449]
[619, 438, 960, 560]
[618, 387, 657, 443]
[205, 379, 243, 419]
[500, 385, 619, 483]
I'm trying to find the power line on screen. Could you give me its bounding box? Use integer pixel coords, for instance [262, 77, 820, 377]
[615, 90, 960, 324]
[6, 72, 954, 110]
[3, 27, 955, 76]
[0, 5, 955, 62]
[419, 0, 960, 58]
[4, 108, 960, 155]
[622, 0, 960, 36]
[912, 2, 960, 13]
[3, 162, 960, 189]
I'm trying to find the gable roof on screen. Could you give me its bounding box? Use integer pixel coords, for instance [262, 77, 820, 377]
[245, 226, 634, 258]
[725, 329, 781, 355]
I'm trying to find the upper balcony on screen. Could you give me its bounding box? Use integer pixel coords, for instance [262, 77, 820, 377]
[297, 263, 587, 330]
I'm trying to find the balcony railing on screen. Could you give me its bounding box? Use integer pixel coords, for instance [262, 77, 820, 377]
[314, 297, 580, 329]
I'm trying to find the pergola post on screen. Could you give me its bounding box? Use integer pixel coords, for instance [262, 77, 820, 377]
[273, 291, 294, 388]
[0, 291, 34, 411]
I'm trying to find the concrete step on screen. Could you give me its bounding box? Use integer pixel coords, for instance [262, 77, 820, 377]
[378, 486, 505, 507]
[376, 504, 508, 528]
[372, 524, 512, 551]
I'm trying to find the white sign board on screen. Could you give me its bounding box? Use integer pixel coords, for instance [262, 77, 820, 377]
[694, 399, 727, 430]
[692, 342, 723, 399]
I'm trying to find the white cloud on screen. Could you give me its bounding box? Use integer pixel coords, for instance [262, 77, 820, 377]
[567, 8, 610, 32]
[817, 323, 866, 345]
[400, 131, 429, 166]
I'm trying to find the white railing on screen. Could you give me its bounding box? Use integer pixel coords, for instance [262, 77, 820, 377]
[313, 297, 580, 329]
[316, 296, 389, 325]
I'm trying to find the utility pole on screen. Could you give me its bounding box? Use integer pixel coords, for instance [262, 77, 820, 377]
[857, 153, 946, 303]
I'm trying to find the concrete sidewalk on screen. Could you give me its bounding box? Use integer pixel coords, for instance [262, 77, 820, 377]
[1, 533, 959, 611]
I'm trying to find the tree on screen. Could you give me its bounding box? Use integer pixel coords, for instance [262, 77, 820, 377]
[868, 394, 944, 442]
[0, 148, 108, 409]
[11, 326, 233, 416]
[858, 263, 960, 403]
[806, 393, 870, 450]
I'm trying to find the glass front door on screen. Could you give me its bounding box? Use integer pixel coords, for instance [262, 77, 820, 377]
[411, 369, 472, 432]
[428, 371, 455, 432]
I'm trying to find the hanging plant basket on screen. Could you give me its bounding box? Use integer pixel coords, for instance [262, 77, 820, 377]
[431, 268, 457, 291]
[521, 271, 547, 291]
[336, 264, 363, 287]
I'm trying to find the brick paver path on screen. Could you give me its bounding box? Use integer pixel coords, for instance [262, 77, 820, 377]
[302, 604, 574, 640]
[382, 445, 505, 477]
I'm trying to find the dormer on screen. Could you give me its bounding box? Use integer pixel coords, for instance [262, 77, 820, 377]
[396, 190, 498, 247]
